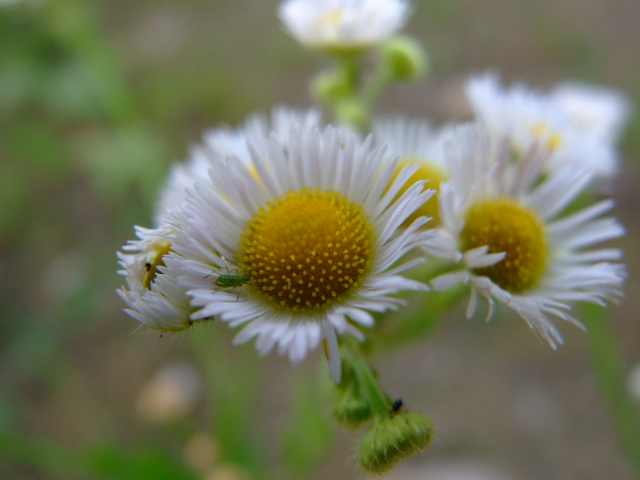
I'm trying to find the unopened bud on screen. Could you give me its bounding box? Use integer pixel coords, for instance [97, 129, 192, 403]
[332, 388, 372, 428]
[381, 35, 428, 81]
[358, 411, 434, 474]
[311, 70, 353, 103]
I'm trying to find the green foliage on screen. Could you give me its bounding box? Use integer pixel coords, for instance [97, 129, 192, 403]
[0, 432, 198, 480]
[88, 444, 198, 480]
[582, 304, 640, 478]
[281, 373, 334, 476]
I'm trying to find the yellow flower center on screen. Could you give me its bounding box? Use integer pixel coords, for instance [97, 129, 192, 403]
[460, 199, 547, 293]
[388, 157, 448, 227]
[240, 188, 375, 313]
[532, 122, 563, 151]
[143, 241, 172, 290]
[321, 8, 344, 27]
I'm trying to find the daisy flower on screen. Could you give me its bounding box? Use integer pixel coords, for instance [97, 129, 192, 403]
[278, 0, 411, 53]
[425, 123, 626, 346]
[117, 225, 196, 332]
[165, 123, 434, 382]
[373, 116, 451, 226]
[465, 72, 620, 178]
[154, 107, 322, 224]
[549, 81, 632, 145]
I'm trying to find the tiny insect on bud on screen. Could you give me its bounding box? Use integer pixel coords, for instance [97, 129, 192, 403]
[390, 398, 403, 415]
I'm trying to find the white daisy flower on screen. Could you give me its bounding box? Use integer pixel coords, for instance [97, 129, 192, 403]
[549, 81, 632, 145]
[278, 0, 411, 52]
[166, 124, 434, 382]
[373, 116, 451, 226]
[425, 123, 626, 347]
[465, 72, 619, 178]
[117, 225, 196, 332]
[154, 107, 322, 224]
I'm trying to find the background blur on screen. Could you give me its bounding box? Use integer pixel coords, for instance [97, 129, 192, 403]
[1, 0, 639, 479]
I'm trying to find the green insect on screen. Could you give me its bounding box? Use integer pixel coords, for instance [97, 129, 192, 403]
[214, 272, 251, 288]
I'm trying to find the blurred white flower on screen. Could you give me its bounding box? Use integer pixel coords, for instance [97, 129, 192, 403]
[550, 82, 632, 144]
[373, 116, 451, 226]
[278, 0, 411, 52]
[466, 72, 621, 178]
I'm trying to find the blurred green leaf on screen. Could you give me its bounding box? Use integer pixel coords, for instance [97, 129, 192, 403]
[3, 120, 70, 176]
[0, 431, 197, 480]
[75, 124, 167, 205]
[88, 443, 198, 480]
[583, 304, 640, 478]
[191, 328, 265, 472]
[0, 164, 28, 237]
[281, 371, 333, 476]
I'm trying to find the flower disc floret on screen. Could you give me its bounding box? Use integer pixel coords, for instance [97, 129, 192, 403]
[461, 199, 547, 293]
[240, 188, 374, 312]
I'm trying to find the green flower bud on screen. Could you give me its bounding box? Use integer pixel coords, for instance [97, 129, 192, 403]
[358, 411, 434, 474]
[381, 35, 428, 81]
[335, 99, 369, 130]
[332, 387, 372, 428]
[311, 70, 352, 104]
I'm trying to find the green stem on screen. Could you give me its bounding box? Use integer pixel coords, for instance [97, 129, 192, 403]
[335, 53, 360, 96]
[582, 304, 640, 478]
[360, 65, 394, 112]
[343, 339, 391, 417]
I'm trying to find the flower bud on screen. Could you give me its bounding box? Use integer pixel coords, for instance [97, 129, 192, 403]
[311, 70, 352, 104]
[332, 387, 372, 428]
[381, 35, 428, 81]
[358, 411, 434, 474]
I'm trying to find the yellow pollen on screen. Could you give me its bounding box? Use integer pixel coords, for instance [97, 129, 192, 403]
[532, 122, 563, 151]
[248, 164, 261, 184]
[320, 8, 344, 27]
[239, 188, 375, 313]
[387, 157, 448, 227]
[142, 240, 172, 290]
[460, 199, 547, 293]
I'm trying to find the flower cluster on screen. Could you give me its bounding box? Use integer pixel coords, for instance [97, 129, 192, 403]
[116, 0, 630, 474]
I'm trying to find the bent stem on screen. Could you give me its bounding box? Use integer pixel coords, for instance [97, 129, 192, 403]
[341, 337, 392, 418]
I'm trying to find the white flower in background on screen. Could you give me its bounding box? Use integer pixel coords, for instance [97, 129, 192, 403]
[373, 116, 450, 226]
[465, 72, 620, 178]
[117, 225, 196, 331]
[550, 82, 632, 145]
[426, 123, 625, 346]
[278, 0, 411, 52]
[165, 124, 434, 382]
[154, 107, 322, 224]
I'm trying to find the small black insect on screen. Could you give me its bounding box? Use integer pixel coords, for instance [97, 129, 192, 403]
[390, 398, 404, 415]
